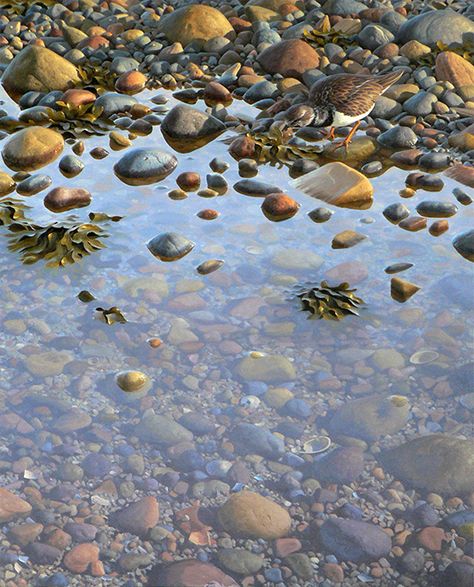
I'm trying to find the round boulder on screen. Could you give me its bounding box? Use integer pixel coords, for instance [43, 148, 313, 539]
[113, 148, 177, 185]
[218, 491, 291, 539]
[157, 5, 233, 47]
[2, 45, 80, 102]
[258, 39, 320, 80]
[2, 127, 64, 172]
[397, 9, 474, 48]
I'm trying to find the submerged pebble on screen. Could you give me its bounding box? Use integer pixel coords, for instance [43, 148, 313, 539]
[114, 148, 177, 185]
[147, 232, 195, 261]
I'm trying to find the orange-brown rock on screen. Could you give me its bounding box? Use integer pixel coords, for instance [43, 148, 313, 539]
[258, 39, 320, 80]
[229, 135, 256, 160]
[435, 51, 474, 88]
[218, 491, 291, 539]
[110, 496, 159, 536]
[261, 193, 300, 221]
[77, 36, 110, 50]
[177, 172, 201, 192]
[61, 89, 96, 107]
[0, 488, 32, 522]
[8, 523, 43, 547]
[115, 70, 147, 94]
[204, 81, 232, 106]
[63, 543, 101, 574]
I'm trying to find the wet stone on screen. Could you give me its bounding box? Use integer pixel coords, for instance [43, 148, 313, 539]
[16, 173, 52, 196]
[197, 259, 224, 275]
[332, 230, 367, 249]
[114, 148, 177, 185]
[177, 172, 200, 192]
[312, 447, 365, 484]
[110, 496, 159, 537]
[147, 232, 195, 262]
[416, 201, 457, 218]
[59, 154, 84, 178]
[318, 518, 392, 562]
[429, 220, 449, 237]
[230, 422, 285, 458]
[452, 229, 474, 262]
[217, 548, 263, 575]
[385, 262, 414, 274]
[81, 454, 111, 478]
[399, 216, 427, 232]
[44, 187, 91, 213]
[308, 207, 333, 223]
[391, 277, 421, 302]
[406, 172, 444, 191]
[383, 203, 410, 224]
[377, 126, 417, 149]
[234, 179, 284, 197]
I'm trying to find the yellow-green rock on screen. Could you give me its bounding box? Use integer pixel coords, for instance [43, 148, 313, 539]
[25, 351, 71, 377]
[2, 45, 80, 102]
[157, 5, 233, 47]
[218, 491, 291, 539]
[115, 370, 150, 393]
[264, 387, 294, 409]
[2, 127, 64, 172]
[236, 354, 296, 382]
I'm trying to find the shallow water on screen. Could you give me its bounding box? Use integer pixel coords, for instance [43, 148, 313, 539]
[0, 86, 473, 584]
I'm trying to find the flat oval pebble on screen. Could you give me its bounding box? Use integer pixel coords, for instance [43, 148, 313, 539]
[385, 262, 414, 274]
[234, 179, 284, 197]
[43, 187, 91, 213]
[147, 232, 195, 261]
[114, 148, 177, 185]
[416, 201, 458, 218]
[196, 259, 224, 275]
[15, 173, 51, 196]
[308, 207, 333, 223]
[406, 172, 444, 191]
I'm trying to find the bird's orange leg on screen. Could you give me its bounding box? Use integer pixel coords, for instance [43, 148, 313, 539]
[326, 126, 336, 140]
[333, 121, 361, 150]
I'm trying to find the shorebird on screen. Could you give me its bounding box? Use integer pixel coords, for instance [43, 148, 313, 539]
[277, 71, 404, 148]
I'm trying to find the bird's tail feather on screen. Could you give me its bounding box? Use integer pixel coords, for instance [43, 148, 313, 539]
[377, 70, 404, 92]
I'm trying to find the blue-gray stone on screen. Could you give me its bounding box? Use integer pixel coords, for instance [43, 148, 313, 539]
[322, 0, 367, 15]
[358, 24, 394, 50]
[244, 81, 278, 104]
[95, 92, 137, 118]
[397, 9, 474, 48]
[110, 57, 140, 74]
[453, 229, 474, 262]
[416, 200, 457, 218]
[319, 518, 392, 562]
[377, 126, 417, 148]
[114, 148, 177, 185]
[16, 173, 52, 196]
[147, 232, 195, 262]
[230, 422, 285, 458]
[403, 91, 437, 116]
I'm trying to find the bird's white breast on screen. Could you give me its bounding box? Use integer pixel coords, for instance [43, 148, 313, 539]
[331, 106, 374, 128]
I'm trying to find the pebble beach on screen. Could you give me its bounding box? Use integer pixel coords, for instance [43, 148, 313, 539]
[0, 0, 473, 586]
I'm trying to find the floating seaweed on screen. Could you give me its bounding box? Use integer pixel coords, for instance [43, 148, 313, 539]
[7, 216, 108, 267]
[250, 125, 322, 166]
[296, 280, 365, 320]
[0, 0, 55, 15]
[0, 198, 30, 226]
[95, 306, 127, 325]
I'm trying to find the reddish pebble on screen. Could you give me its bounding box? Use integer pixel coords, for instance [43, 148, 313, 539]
[274, 538, 302, 558]
[416, 527, 447, 552]
[323, 563, 344, 583]
[148, 338, 162, 348]
[204, 81, 232, 106]
[115, 70, 147, 95]
[61, 89, 96, 107]
[261, 193, 300, 221]
[63, 543, 101, 574]
[399, 216, 427, 231]
[176, 171, 201, 192]
[197, 209, 219, 220]
[429, 220, 449, 236]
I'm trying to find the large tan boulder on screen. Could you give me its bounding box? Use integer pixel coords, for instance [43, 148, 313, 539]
[0, 488, 32, 523]
[2, 127, 64, 172]
[2, 45, 80, 102]
[157, 5, 233, 46]
[436, 51, 474, 89]
[293, 162, 374, 209]
[258, 39, 320, 80]
[218, 491, 291, 539]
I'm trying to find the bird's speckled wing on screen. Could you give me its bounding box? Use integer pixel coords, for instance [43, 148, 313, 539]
[309, 72, 402, 117]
